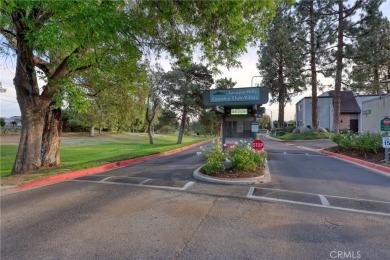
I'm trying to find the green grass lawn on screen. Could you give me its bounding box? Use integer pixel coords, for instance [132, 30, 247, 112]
[277, 131, 332, 141]
[0, 133, 211, 183]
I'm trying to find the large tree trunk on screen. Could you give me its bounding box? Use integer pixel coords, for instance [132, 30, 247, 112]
[177, 106, 188, 144]
[41, 106, 61, 167]
[373, 66, 379, 94]
[333, 0, 343, 133]
[89, 125, 95, 137]
[147, 123, 153, 144]
[145, 103, 154, 145]
[310, 0, 318, 130]
[12, 33, 51, 174]
[13, 105, 47, 174]
[277, 62, 285, 128]
[278, 91, 285, 128]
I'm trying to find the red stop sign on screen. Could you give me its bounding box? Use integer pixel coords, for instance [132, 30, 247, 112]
[252, 139, 264, 151]
[384, 119, 390, 125]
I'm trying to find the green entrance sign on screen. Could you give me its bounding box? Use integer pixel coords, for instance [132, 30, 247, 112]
[203, 87, 269, 107]
[381, 117, 390, 131]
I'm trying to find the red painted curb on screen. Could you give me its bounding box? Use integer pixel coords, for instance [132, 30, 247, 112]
[321, 149, 390, 174]
[17, 138, 214, 190]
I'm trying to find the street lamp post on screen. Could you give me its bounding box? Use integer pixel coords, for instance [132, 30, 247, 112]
[251, 76, 262, 87]
[380, 79, 390, 93]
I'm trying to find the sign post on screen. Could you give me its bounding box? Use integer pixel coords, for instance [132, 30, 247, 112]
[251, 122, 259, 133]
[383, 137, 390, 162]
[381, 117, 390, 162]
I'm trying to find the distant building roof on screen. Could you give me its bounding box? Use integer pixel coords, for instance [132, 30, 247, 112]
[326, 91, 361, 114]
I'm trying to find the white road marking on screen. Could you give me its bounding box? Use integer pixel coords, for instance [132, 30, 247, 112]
[100, 176, 113, 182]
[319, 195, 330, 207]
[182, 181, 195, 190]
[69, 179, 194, 191]
[251, 187, 390, 204]
[140, 179, 151, 184]
[247, 194, 390, 217]
[247, 187, 255, 197]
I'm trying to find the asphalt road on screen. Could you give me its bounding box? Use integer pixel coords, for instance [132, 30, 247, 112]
[1, 138, 390, 259]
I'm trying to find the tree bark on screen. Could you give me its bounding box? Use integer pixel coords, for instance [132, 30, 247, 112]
[89, 125, 95, 137]
[11, 24, 52, 174]
[277, 62, 285, 128]
[333, 0, 343, 133]
[145, 98, 155, 145]
[310, 0, 318, 130]
[147, 124, 153, 144]
[41, 106, 61, 167]
[177, 106, 188, 144]
[373, 66, 379, 94]
[13, 105, 47, 174]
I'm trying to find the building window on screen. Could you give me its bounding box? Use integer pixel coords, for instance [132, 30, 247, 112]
[298, 103, 303, 111]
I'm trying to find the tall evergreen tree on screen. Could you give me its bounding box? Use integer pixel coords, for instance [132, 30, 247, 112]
[215, 78, 237, 89]
[320, 0, 385, 132]
[349, 14, 390, 94]
[295, 0, 335, 130]
[257, 3, 307, 128]
[162, 64, 214, 144]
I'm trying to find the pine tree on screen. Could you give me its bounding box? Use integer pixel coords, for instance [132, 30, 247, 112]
[257, 3, 307, 128]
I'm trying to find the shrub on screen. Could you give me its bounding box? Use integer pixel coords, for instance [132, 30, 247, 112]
[198, 139, 267, 174]
[353, 132, 382, 153]
[203, 160, 225, 174]
[228, 141, 267, 171]
[199, 140, 227, 174]
[279, 131, 329, 140]
[331, 133, 343, 144]
[270, 128, 286, 137]
[332, 132, 382, 152]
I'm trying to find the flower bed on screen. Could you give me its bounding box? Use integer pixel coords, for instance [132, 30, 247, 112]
[197, 139, 267, 178]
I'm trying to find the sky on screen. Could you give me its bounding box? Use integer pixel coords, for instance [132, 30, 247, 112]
[1, 1, 390, 121]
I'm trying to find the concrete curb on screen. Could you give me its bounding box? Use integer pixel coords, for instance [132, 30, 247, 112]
[193, 161, 271, 185]
[321, 149, 390, 174]
[0, 185, 18, 196]
[16, 138, 215, 190]
[263, 135, 291, 143]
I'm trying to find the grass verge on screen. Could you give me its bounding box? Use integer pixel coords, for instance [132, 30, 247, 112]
[277, 131, 332, 141]
[0, 133, 211, 185]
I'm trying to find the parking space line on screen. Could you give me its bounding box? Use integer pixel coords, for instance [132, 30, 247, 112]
[250, 187, 390, 205]
[140, 179, 151, 185]
[319, 195, 330, 207]
[69, 179, 195, 192]
[100, 176, 113, 182]
[247, 187, 255, 198]
[182, 181, 195, 190]
[247, 187, 390, 217]
[247, 194, 390, 217]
